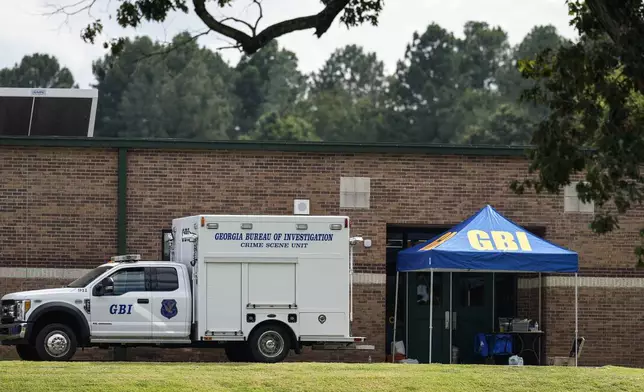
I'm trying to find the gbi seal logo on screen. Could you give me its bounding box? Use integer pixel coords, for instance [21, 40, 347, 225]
[161, 299, 178, 319]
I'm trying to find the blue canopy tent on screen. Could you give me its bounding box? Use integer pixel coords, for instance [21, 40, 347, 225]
[392, 205, 579, 365]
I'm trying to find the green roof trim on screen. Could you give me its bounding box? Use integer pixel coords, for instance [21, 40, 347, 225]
[0, 136, 532, 157]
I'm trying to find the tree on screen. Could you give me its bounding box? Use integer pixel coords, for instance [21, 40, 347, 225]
[302, 44, 388, 142]
[512, 0, 644, 265]
[93, 32, 236, 139]
[310, 44, 386, 100]
[0, 53, 76, 88]
[386, 23, 465, 143]
[458, 21, 511, 90]
[459, 100, 534, 145]
[496, 25, 571, 104]
[387, 21, 515, 144]
[241, 111, 320, 142]
[454, 25, 571, 146]
[92, 36, 160, 137]
[49, 0, 383, 56]
[233, 40, 306, 137]
[301, 87, 388, 142]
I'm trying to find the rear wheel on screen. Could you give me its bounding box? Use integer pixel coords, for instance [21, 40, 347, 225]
[15, 344, 40, 361]
[248, 324, 291, 363]
[34, 323, 77, 361]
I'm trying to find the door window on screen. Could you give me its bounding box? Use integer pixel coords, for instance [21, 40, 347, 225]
[151, 267, 179, 292]
[109, 267, 146, 296]
[416, 272, 442, 306]
[459, 276, 486, 307]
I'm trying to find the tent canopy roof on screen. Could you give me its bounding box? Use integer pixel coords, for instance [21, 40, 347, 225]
[396, 205, 578, 273]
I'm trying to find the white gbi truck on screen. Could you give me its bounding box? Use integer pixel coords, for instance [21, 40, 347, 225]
[0, 214, 372, 362]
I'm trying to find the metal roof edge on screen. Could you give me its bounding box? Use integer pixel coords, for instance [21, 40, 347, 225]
[0, 136, 533, 157]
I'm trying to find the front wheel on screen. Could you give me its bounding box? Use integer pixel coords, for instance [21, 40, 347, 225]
[248, 324, 291, 363]
[16, 344, 40, 361]
[34, 323, 77, 361]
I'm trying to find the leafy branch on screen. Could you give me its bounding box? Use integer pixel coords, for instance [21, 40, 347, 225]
[46, 0, 383, 56]
[511, 1, 644, 267]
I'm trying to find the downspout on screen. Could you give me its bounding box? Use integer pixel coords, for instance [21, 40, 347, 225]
[117, 148, 128, 255]
[114, 147, 128, 361]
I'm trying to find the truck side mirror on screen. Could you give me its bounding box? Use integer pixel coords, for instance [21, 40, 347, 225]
[92, 277, 114, 296]
[93, 284, 104, 296]
[102, 277, 115, 295]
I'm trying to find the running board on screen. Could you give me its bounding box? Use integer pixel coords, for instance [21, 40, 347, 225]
[300, 335, 372, 351]
[311, 343, 375, 351]
[91, 338, 192, 344]
[300, 335, 366, 343]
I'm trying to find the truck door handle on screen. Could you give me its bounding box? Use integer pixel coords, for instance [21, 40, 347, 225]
[137, 298, 149, 304]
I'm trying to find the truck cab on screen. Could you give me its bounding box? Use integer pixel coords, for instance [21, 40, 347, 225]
[0, 255, 192, 361]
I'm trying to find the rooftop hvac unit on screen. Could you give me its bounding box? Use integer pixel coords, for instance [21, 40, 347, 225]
[0, 87, 98, 137]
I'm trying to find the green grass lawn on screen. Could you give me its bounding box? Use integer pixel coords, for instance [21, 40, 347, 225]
[0, 362, 643, 392]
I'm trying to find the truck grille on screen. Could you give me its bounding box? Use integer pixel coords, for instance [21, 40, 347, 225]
[1, 300, 16, 324]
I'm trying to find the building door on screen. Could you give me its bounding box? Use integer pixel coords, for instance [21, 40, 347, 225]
[386, 226, 451, 364]
[406, 271, 451, 363]
[449, 272, 495, 364]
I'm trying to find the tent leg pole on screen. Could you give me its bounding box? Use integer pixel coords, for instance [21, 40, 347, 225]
[575, 273, 578, 367]
[539, 272, 542, 365]
[429, 270, 434, 364]
[538, 273, 542, 326]
[492, 272, 495, 332]
[406, 272, 409, 358]
[393, 271, 399, 363]
[449, 272, 453, 364]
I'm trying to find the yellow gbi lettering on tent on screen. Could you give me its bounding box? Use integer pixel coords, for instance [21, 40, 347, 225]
[466, 230, 532, 251]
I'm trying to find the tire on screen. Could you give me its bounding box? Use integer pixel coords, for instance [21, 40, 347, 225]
[34, 323, 77, 361]
[248, 324, 291, 363]
[224, 343, 251, 362]
[15, 344, 40, 361]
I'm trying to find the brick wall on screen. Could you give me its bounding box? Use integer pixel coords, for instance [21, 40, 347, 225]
[0, 147, 118, 268]
[128, 150, 644, 273]
[1, 145, 644, 365]
[542, 283, 644, 367]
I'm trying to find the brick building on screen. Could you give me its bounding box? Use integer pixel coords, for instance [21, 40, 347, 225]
[1, 137, 643, 366]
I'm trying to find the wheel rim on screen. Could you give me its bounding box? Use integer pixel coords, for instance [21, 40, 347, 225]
[257, 330, 284, 358]
[44, 330, 70, 358]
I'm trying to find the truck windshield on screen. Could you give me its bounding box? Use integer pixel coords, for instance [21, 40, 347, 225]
[67, 265, 114, 288]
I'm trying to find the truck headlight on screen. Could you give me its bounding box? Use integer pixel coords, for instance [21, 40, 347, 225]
[14, 300, 31, 321]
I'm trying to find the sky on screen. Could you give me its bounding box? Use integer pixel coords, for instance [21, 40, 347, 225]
[0, 0, 579, 88]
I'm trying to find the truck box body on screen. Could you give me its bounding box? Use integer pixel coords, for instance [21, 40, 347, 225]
[171, 215, 352, 343]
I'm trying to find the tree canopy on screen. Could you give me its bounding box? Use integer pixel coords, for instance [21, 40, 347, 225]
[512, 0, 644, 265]
[0, 54, 76, 88]
[2, 20, 565, 147]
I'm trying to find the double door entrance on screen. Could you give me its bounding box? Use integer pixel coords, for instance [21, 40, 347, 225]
[386, 226, 517, 364]
[404, 271, 495, 364]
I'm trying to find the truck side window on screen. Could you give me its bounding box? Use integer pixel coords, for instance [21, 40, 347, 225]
[110, 267, 146, 296]
[152, 267, 179, 292]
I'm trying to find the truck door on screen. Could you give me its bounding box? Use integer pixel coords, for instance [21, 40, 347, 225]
[149, 266, 190, 339]
[90, 266, 152, 339]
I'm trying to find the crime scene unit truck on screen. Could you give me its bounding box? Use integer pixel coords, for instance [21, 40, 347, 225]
[0, 214, 371, 362]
